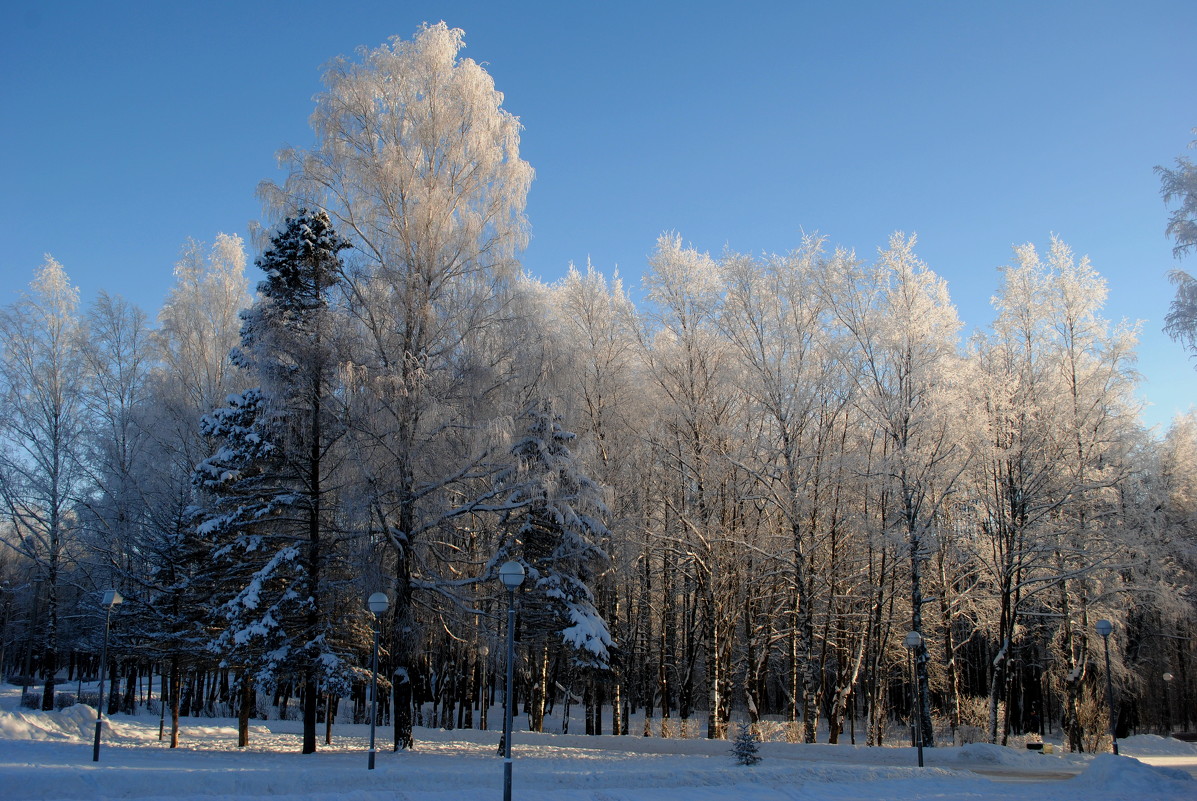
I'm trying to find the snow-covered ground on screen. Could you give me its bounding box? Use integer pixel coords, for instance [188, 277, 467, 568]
[2, 685, 1193, 801]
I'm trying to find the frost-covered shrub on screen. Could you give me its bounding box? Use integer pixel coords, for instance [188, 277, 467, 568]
[956, 724, 985, 745]
[20, 691, 40, 709]
[55, 692, 76, 709]
[957, 695, 991, 729]
[753, 719, 787, 743]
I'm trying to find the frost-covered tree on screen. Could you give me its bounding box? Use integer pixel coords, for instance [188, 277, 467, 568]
[641, 233, 741, 739]
[260, 22, 534, 750]
[0, 257, 87, 710]
[968, 238, 1140, 748]
[140, 234, 251, 746]
[78, 293, 155, 598]
[535, 262, 645, 733]
[719, 240, 849, 741]
[193, 211, 357, 753]
[1159, 131, 1197, 356]
[819, 233, 967, 749]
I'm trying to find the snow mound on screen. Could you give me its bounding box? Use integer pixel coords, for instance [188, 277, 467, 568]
[949, 742, 1040, 766]
[1118, 734, 1197, 756]
[1069, 754, 1193, 794]
[0, 704, 96, 741]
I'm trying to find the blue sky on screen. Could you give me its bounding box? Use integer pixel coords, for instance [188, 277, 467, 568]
[2, 1, 1195, 430]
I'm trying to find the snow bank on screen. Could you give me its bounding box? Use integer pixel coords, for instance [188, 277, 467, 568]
[944, 742, 1045, 767]
[1117, 733, 1197, 756]
[0, 704, 95, 741]
[1069, 753, 1194, 795]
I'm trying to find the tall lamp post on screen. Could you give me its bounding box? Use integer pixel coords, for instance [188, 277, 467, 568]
[1163, 672, 1174, 737]
[498, 561, 525, 801]
[1095, 619, 1118, 755]
[92, 589, 123, 762]
[367, 592, 389, 770]
[478, 644, 490, 731]
[903, 631, 925, 768]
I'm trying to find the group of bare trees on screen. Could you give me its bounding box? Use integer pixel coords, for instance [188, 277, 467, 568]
[2, 23, 1195, 757]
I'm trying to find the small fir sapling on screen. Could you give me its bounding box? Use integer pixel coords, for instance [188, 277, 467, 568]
[731, 723, 761, 766]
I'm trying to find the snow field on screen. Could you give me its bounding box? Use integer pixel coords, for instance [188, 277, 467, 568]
[2, 688, 1194, 801]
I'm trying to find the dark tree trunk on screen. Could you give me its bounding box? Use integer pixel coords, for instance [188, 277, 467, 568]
[238, 671, 253, 747]
[169, 657, 181, 748]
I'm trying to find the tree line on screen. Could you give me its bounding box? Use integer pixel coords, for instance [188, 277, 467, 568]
[2, 23, 1194, 755]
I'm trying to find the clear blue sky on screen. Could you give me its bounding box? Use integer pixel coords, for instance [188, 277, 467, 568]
[2, 0, 1194, 430]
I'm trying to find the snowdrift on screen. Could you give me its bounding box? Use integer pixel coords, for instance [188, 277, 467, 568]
[1069, 753, 1193, 795]
[0, 704, 96, 741]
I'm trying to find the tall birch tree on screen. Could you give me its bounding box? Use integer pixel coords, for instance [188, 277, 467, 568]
[260, 22, 534, 750]
[0, 257, 87, 710]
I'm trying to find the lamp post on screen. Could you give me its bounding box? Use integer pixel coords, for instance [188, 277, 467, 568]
[903, 631, 924, 768]
[367, 592, 389, 770]
[92, 589, 123, 762]
[1095, 619, 1118, 755]
[498, 561, 525, 801]
[479, 644, 490, 731]
[1163, 672, 1174, 737]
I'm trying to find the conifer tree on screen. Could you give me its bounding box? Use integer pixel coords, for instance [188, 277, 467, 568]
[731, 723, 761, 765]
[496, 400, 613, 730]
[193, 210, 357, 753]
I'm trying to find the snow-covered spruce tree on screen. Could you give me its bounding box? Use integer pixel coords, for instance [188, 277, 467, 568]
[496, 399, 613, 732]
[193, 210, 359, 753]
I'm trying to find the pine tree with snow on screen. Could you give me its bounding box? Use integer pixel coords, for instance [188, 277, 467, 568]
[192, 210, 359, 753]
[731, 723, 761, 766]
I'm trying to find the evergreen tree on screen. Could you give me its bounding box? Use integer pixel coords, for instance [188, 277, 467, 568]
[193, 210, 358, 753]
[731, 723, 761, 765]
[493, 400, 613, 730]
[500, 400, 613, 669]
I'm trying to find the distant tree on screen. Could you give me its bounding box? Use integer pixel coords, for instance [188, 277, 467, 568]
[539, 263, 645, 734]
[640, 233, 739, 739]
[967, 238, 1139, 749]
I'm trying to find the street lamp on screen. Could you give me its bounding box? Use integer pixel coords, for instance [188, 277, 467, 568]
[479, 643, 490, 731]
[498, 561, 525, 801]
[1163, 672, 1174, 737]
[92, 589, 123, 762]
[367, 592, 389, 770]
[903, 631, 924, 768]
[1095, 619, 1118, 755]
